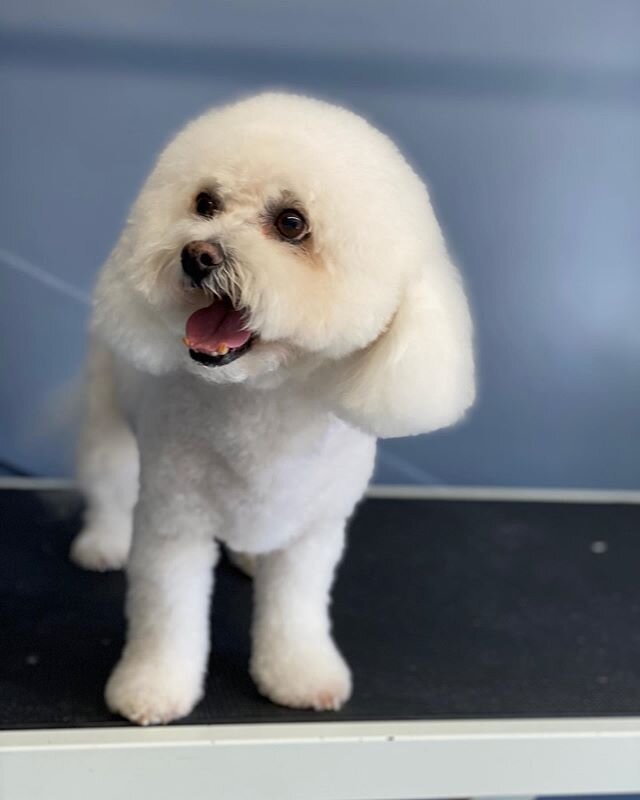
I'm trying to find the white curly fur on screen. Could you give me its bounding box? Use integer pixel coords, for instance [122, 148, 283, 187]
[72, 92, 475, 725]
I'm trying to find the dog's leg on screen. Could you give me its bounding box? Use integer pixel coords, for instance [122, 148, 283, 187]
[71, 344, 138, 571]
[250, 521, 351, 711]
[105, 493, 218, 725]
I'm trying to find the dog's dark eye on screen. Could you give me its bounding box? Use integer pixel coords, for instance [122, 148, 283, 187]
[275, 209, 308, 241]
[195, 192, 219, 218]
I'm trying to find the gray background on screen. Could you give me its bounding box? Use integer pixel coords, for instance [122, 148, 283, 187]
[1, 0, 639, 487]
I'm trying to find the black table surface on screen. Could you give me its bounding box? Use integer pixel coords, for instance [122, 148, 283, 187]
[1, 488, 640, 730]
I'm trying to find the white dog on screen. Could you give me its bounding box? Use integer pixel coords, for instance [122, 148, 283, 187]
[70, 92, 475, 725]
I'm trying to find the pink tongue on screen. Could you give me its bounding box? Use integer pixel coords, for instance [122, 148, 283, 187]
[185, 302, 251, 354]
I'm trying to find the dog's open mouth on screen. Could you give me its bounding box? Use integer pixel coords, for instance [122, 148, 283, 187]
[184, 298, 254, 368]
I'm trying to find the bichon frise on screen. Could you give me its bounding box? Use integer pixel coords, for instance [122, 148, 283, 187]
[70, 92, 475, 725]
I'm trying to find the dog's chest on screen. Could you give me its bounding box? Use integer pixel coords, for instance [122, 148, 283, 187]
[133, 373, 372, 552]
[185, 387, 355, 550]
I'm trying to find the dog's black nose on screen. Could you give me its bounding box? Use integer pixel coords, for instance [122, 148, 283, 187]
[181, 240, 225, 286]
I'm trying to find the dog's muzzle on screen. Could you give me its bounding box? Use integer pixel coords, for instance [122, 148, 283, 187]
[181, 240, 254, 368]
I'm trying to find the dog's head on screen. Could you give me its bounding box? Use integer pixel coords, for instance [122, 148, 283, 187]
[94, 92, 474, 437]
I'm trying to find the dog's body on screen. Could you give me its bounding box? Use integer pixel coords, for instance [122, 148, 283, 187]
[71, 93, 474, 724]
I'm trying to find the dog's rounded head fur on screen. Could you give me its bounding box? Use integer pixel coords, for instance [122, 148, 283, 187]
[93, 92, 475, 437]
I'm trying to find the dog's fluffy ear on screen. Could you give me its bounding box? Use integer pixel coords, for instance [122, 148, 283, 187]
[333, 253, 475, 439]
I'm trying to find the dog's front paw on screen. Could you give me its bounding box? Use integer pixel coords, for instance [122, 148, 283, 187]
[70, 522, 130, 572]
[105, 654, 203, 726]
[251, 638, 352, 711]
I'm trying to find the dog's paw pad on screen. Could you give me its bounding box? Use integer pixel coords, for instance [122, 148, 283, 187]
[313, 689, 348, 712]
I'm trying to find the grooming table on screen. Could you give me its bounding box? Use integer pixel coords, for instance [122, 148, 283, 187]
[2, 484, 640, 799]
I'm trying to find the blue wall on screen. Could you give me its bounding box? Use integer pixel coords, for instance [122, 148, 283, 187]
[1, 1, 640, 487]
